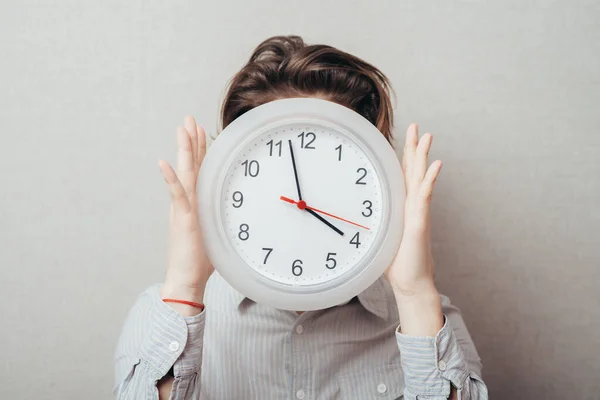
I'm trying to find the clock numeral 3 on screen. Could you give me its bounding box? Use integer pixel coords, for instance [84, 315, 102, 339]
[262, 247, 273, 264]
[241, 160, 260, 177]
[355, 168, 367, 185]
[292, 259, 303, 276]
[298, 132, 316, 149]
[362, 200, 373, 217]
[232, 191, 244, 208]
[325, 252, 337, 269]
[238, 223, 250, 241]
[349, 232, 361, 248]
[266, 140, 282, 157]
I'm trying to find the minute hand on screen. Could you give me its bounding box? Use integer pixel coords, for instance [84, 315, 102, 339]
[288, 140, 303, 201]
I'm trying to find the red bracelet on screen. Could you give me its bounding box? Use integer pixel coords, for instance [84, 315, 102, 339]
[162, 298, 205, 311]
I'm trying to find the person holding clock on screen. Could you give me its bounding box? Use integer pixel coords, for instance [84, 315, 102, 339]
[114, 36, 488, 400]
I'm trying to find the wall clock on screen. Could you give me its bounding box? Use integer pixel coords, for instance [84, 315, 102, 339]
[198, 98, 404, 311]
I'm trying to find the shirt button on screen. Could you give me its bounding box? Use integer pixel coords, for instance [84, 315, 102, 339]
[438, 360, 447, 371]
[295, 324, 304, 334]
[296, 389, 305, 399]
[168, 341, 180, 352]
[377, 383, 387, 394]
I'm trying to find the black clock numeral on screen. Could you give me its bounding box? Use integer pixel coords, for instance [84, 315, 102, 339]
[262, 247, 273, 264]
[241, 159, 260, 177]
[362, 200, 373, 217]
[238, 223, 250, 241]
[335, 144, 342, 161]
[232, 191, 244, 208]
[292, 259, 303, 276]
[267, 139, 282, 157]
[349, 232, 361, 248]
[298, 132, 316, 149]
[325, 252, 337, 269]
[355, 168, 367, 185]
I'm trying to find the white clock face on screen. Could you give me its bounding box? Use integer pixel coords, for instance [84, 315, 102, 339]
[221, 123, 384, 286]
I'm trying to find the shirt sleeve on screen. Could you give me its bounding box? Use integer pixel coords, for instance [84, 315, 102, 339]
[113, 284, 205, 400]
[395, 295, 489, 400]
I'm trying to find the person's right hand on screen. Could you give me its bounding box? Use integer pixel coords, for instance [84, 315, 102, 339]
[158, 116, 213, 316]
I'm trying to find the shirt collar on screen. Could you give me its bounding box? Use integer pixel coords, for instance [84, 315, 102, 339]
[230, 275, 393, 321]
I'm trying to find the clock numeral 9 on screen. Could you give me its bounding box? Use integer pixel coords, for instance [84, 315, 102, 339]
[349, 232, 361, 248]
[266, 140, 282, 157]
[355, 168, 367, 185]
[325, 252, 337, 269]
[241, 159, 260, 177]
[232, 191, 244, 208]
[262, 247, 273, 264]
[298, 132, 316, 149]
[292, 259, 303, 276]
[362, 200, 372, 217]
[238, 223, 250, 241]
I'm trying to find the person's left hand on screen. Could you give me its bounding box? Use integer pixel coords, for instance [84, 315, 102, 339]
[385, 123, 442, 300]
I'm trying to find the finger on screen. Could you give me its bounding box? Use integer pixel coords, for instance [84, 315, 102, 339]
[159, 160, 192, 215]
[402, 123, 418, 176]
[419, 160, 443, 202]
[176, 126, 196, 194]
[184, 116, 199, 166]
[196, 125, 207, 166]
[414, 133, 433, 182]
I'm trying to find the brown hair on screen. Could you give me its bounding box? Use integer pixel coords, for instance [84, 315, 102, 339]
[220, 35, 395, 143]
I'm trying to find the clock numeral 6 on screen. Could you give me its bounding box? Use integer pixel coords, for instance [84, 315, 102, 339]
[362, 200, 372, 217]
[325, 252, 337, 269]
[238, 223, 250, 241]
[298, 132, 316, 149]
[241, 159, 260, 177]
[262, 247, 273, 264]
[349, 232, 361, 248]
[355, 168, 367, 185]
[232, 191, 244, 208]
[292, 259, 303, 276]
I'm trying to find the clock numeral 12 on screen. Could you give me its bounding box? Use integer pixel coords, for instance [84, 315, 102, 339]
[298, 132, 316, 149]
[349, 232, 361, 248]
[325, 252, 337, 269]
[266, 140, 282, 157]
[241, 160, 260, 177]
[292, 259, 303, 276]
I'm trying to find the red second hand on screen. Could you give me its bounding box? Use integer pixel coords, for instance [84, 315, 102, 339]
[280, 196, 371, 231]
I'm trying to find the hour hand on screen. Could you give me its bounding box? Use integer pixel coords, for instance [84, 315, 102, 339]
[305, 208, 345, 236]
[280, 196, 345, 236]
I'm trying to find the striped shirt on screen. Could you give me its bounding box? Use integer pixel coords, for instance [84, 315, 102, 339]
[114, 273, 488, 399]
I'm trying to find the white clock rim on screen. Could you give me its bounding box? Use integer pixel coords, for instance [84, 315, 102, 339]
[198, 98, 404, 311]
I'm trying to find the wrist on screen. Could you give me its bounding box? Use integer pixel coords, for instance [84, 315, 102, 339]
[160, 281, 207, 317]
[394, 286, 444, 337]
[161, 275, 209, 302]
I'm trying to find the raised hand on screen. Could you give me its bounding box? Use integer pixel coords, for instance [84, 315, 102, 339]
[158, 116, 213, 316]
[385, 123, 444, 336]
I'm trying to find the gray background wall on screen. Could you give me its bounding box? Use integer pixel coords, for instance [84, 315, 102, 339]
[1, 1, 598, 399]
